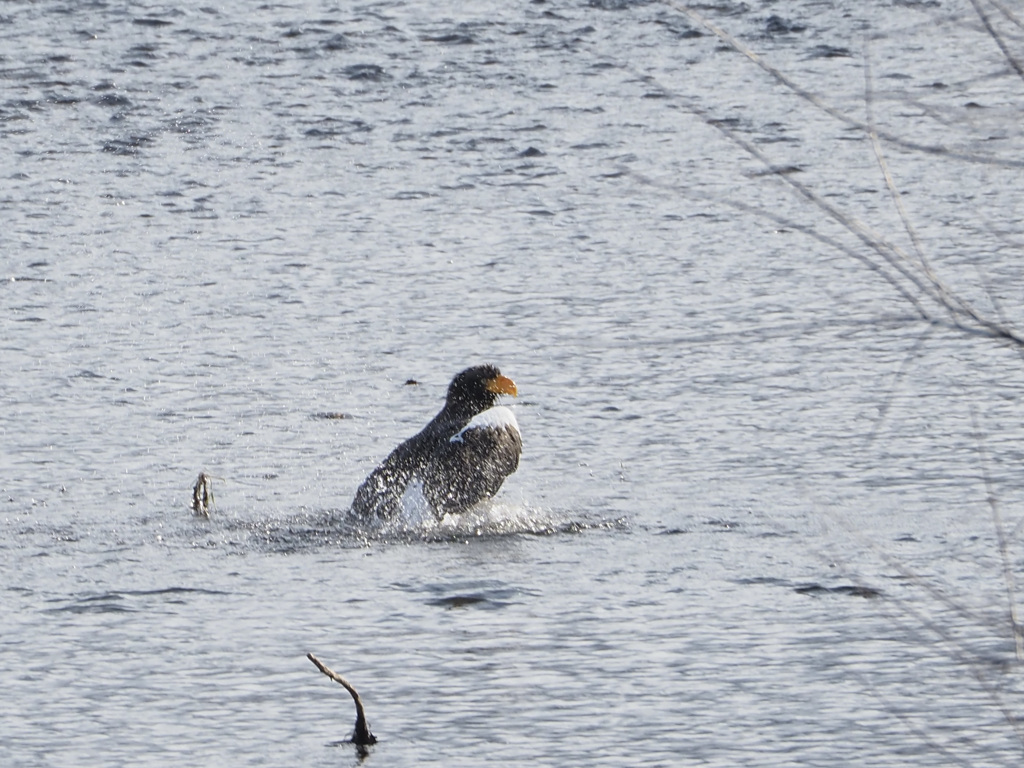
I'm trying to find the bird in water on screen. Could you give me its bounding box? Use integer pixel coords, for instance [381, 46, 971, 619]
[350, 365, 522, 520]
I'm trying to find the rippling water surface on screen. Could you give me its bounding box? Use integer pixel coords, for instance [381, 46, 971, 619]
[4, 1, 1024, 765]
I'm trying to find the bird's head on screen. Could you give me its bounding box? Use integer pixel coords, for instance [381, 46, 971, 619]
[446, 365, 518, 416]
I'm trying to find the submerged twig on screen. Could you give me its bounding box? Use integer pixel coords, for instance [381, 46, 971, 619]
[191, 472, 214, 517]
[307, 653, 377, 746]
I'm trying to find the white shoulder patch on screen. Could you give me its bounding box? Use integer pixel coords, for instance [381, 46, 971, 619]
[450, 406, 520, 443]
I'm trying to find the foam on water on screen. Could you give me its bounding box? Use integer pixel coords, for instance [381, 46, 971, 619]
[353, 478, 580, 542]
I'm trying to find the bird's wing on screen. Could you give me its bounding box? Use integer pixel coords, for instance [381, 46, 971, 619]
[350, 438, 425, 519]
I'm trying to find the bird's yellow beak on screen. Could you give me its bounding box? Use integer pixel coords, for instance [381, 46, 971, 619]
[486, 374, 518, 397]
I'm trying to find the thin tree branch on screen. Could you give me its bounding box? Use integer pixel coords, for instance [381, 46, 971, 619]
[307, 653, 377, 746]
[969, 0, 1024, 83]
[668, 1, 1024, 168]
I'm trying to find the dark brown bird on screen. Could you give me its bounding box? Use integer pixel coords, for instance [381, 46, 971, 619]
[350, 365, 521, 520]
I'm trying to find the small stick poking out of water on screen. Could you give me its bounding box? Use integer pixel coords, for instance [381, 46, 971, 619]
[192, 472, 214, 517]
[307, 653, 377, 746]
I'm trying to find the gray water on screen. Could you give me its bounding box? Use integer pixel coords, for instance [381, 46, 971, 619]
[4, 0, 1024, 765]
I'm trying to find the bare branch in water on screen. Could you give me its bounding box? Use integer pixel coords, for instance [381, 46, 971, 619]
[307, 653, 377, 746]
[192, 472, 214, 518]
